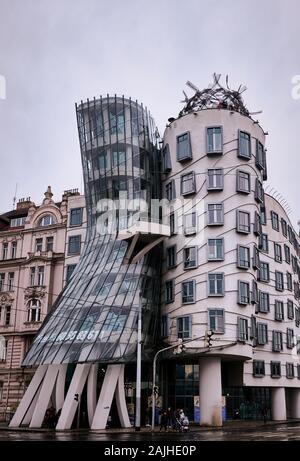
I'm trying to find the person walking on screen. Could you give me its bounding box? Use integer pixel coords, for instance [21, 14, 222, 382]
[159, 410, 168, 431]
[166, 407, 173, 429]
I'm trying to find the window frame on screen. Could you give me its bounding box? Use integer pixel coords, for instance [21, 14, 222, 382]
[206, 126, 223, 155]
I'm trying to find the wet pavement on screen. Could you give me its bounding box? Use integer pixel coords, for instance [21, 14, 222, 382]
[1, 422, 300, 441]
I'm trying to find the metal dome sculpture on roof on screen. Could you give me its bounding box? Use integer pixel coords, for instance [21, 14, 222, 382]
[179, 73, 260, 118]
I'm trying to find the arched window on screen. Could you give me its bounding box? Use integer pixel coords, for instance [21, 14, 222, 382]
[37, 215, 56, 227]
[27, 299, 41, 322]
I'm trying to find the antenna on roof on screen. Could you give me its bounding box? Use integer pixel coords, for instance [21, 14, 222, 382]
[13, 183, 18, 210]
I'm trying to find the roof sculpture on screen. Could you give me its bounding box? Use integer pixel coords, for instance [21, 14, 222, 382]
[178, 73, 260, 118]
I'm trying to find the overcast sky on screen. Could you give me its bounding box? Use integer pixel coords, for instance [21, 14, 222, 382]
[0, 0, 299, 226]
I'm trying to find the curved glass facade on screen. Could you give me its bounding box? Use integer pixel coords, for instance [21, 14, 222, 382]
[23, 96, 162, 366]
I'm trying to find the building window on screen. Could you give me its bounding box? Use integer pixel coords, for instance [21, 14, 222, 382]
[258, 291, 270, 313]
[8, 273, 14, 292]
[260, 206, 267, 225]
[286, 363, 294, 379]
[0, 381, 3, 400]
[161, 315, 168, 337]
[236, 170, 250, 193]
[163, 144, 172, 173]
[177, 132, 192, 162]
[255, 178, 264, 204]
[257, 323, 268, 345]
[251, 280, 258, 305]
[297, 365, 300, 380]
[208, 273, 224, 296]
[70, 208, 83, 227]
[274, 243, 282, 263]
[30, 267, 35, 286]
[68, 235, 81, 255]
[35, 238, 43, 252]
[207, 204, 224, 225]
[109, 110, 124, 135]
[27, 299, 41, 323]
[258, 262, 270, 282]
[296, 308, 300, 328]
[66, 264, 77, 283]
[2, 243, 8, 260]
[208, 309, 225, 334]
[275, 271, 284, 292]
[237, 317, 248, 342]
[0, 274, 4, 292]
[4, 306, 11, 326]
[10, 216, 26, 227]
[271, 211, 279, 231]
[177, 316, 191, 339]
[271, 362, 281, 378]
[287, 272, 293, 291]
[11, 241, 17, 259]
[165, 280, 174, 304]
[166, 180, 175, 201]
[281, 218, 288, 237]
[238, 131, 251, 159]
[184, 212, 196, 235]
[253, 360, 265, 377]
[273, 331, 283, 352]
[237, 245, 250, 269]
[182, 280, 196, 304]
[183, 247, 197, 269]
[46, 236, 54, 252]
[275, 300, 284, 321]
[181, 172, 195, 195]
[253, 245, 260, 270]
[37, 266, 45, 286]
[166, 246, 177, 268]
[169, 213, 176, 235]
[284, 245, 291, 264]
[253, 212, 262, 236]
[112, 150, 126, 166]
[255, 140, 264, 170]
[287, 300, 294, 320]
[38, 215, 56, 227]
[207, 168, 223, 190]
[207, 239, 224, 261]
[236, 210, 250, 233]
[287, 328, 295, 349]
[206, 126, 223, 154]
[238, 281, 250, 305]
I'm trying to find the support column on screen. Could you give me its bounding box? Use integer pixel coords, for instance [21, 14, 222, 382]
[56, 363, 91, 430]
[116, 364, 131, 428]
[91, 364, 122, 430]
[30, 364, 60, 428]
[199, 357, 222, 427]
[290, 389, 300, 419]
[87, 364, 98, 426]
[9, 365, 48, 428]
[271, 387, 286, 421]
[55, 364, 67, 412]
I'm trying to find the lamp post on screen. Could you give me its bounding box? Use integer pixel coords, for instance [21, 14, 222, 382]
[135, 296, 142, 431]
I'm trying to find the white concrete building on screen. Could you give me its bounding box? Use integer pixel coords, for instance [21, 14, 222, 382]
[160, 81, 300, 425]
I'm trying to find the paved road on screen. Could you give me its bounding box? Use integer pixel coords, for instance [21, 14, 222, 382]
[1, 423, 300, 441]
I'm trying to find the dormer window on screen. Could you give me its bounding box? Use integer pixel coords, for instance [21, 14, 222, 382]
[37, 215, 56, 227]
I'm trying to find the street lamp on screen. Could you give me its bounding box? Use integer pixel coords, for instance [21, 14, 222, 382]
[135, 295, 142, 431]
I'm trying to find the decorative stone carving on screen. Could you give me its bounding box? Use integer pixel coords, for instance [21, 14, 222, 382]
[24, 286, 46, 300]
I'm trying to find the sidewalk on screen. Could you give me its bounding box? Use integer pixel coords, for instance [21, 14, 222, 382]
[1, 419, 300, 433]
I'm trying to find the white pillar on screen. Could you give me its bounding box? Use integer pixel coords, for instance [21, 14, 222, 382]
[199, 357, 222, 427]
[30, 365, 60, 428]
[116, 364, 131, 428]
[271, 387, 286, 421]
[87, 364, 98, 426]
[9, 365, 48, 428]
[55, 364, 68, 411]
[91, 364, 122, 430]
[290, 389, 300, 419]
[56, 363, 91, 430]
